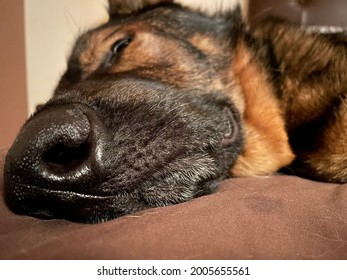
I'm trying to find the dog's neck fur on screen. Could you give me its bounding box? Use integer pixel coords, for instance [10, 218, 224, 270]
[227, 40, 295, 177]
[230, 18, 347, 181]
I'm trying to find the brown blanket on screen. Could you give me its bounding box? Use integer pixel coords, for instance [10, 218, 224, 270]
[0, 150, 346, 259]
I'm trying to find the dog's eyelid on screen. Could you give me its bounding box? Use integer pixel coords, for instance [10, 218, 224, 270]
[111, 36, 132, 55]
[102, 35, 133, 68]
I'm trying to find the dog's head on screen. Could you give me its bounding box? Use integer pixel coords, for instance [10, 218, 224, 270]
[4, 1, 244, 223]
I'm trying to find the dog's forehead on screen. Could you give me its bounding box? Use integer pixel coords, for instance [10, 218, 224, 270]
[82, 4, 219, 44]
[107, 4, 197, 28]
[108, 0, 174, 16]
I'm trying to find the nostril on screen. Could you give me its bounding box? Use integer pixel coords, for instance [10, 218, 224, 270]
[42, 140, 90, 173]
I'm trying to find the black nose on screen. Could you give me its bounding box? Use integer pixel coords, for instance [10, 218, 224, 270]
[4, 104, 105, 219]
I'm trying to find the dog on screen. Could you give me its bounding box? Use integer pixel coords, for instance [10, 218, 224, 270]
[4, 0, 347, 223]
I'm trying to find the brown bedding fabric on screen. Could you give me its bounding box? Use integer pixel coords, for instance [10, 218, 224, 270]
[0, 150, 346, 260]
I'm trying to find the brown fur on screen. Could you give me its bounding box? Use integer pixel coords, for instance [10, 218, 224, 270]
[253, 19, 347, 182]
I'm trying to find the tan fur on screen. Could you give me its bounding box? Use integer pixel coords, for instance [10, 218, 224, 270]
[230, 43, 295, 176]
[79, 27, 122, 77]
[190, 34, 222, 56]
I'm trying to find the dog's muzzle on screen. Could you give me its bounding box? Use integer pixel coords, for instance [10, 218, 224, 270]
[3, 77, 243, 223]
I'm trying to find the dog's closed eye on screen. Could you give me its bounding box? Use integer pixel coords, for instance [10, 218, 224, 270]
[111, 36, 132, 55]
[103, 36, 132, 67]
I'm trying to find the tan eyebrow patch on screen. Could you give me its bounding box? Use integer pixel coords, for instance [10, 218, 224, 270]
[189, 33, 221, 55]
[78, 26, 137, 78]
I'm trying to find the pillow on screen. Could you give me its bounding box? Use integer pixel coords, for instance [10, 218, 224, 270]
[0, 150, 346, 259]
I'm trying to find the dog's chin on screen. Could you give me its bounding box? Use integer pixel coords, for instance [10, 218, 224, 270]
[5, 165, 223, 223]
[6, 188, 148, 223]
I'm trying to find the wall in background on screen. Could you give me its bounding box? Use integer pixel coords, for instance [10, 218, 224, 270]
[0, 0, 28, 149]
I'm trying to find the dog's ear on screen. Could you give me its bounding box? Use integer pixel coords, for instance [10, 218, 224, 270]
[108, 0, 173, 16]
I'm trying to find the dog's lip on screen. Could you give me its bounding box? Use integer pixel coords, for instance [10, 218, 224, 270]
[20, 185, 118, 200]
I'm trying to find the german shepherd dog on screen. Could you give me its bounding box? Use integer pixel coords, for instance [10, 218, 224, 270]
[4, 0, 347, 223]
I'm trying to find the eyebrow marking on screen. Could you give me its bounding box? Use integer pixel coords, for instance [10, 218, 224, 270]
[102, 27, 122, 42]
